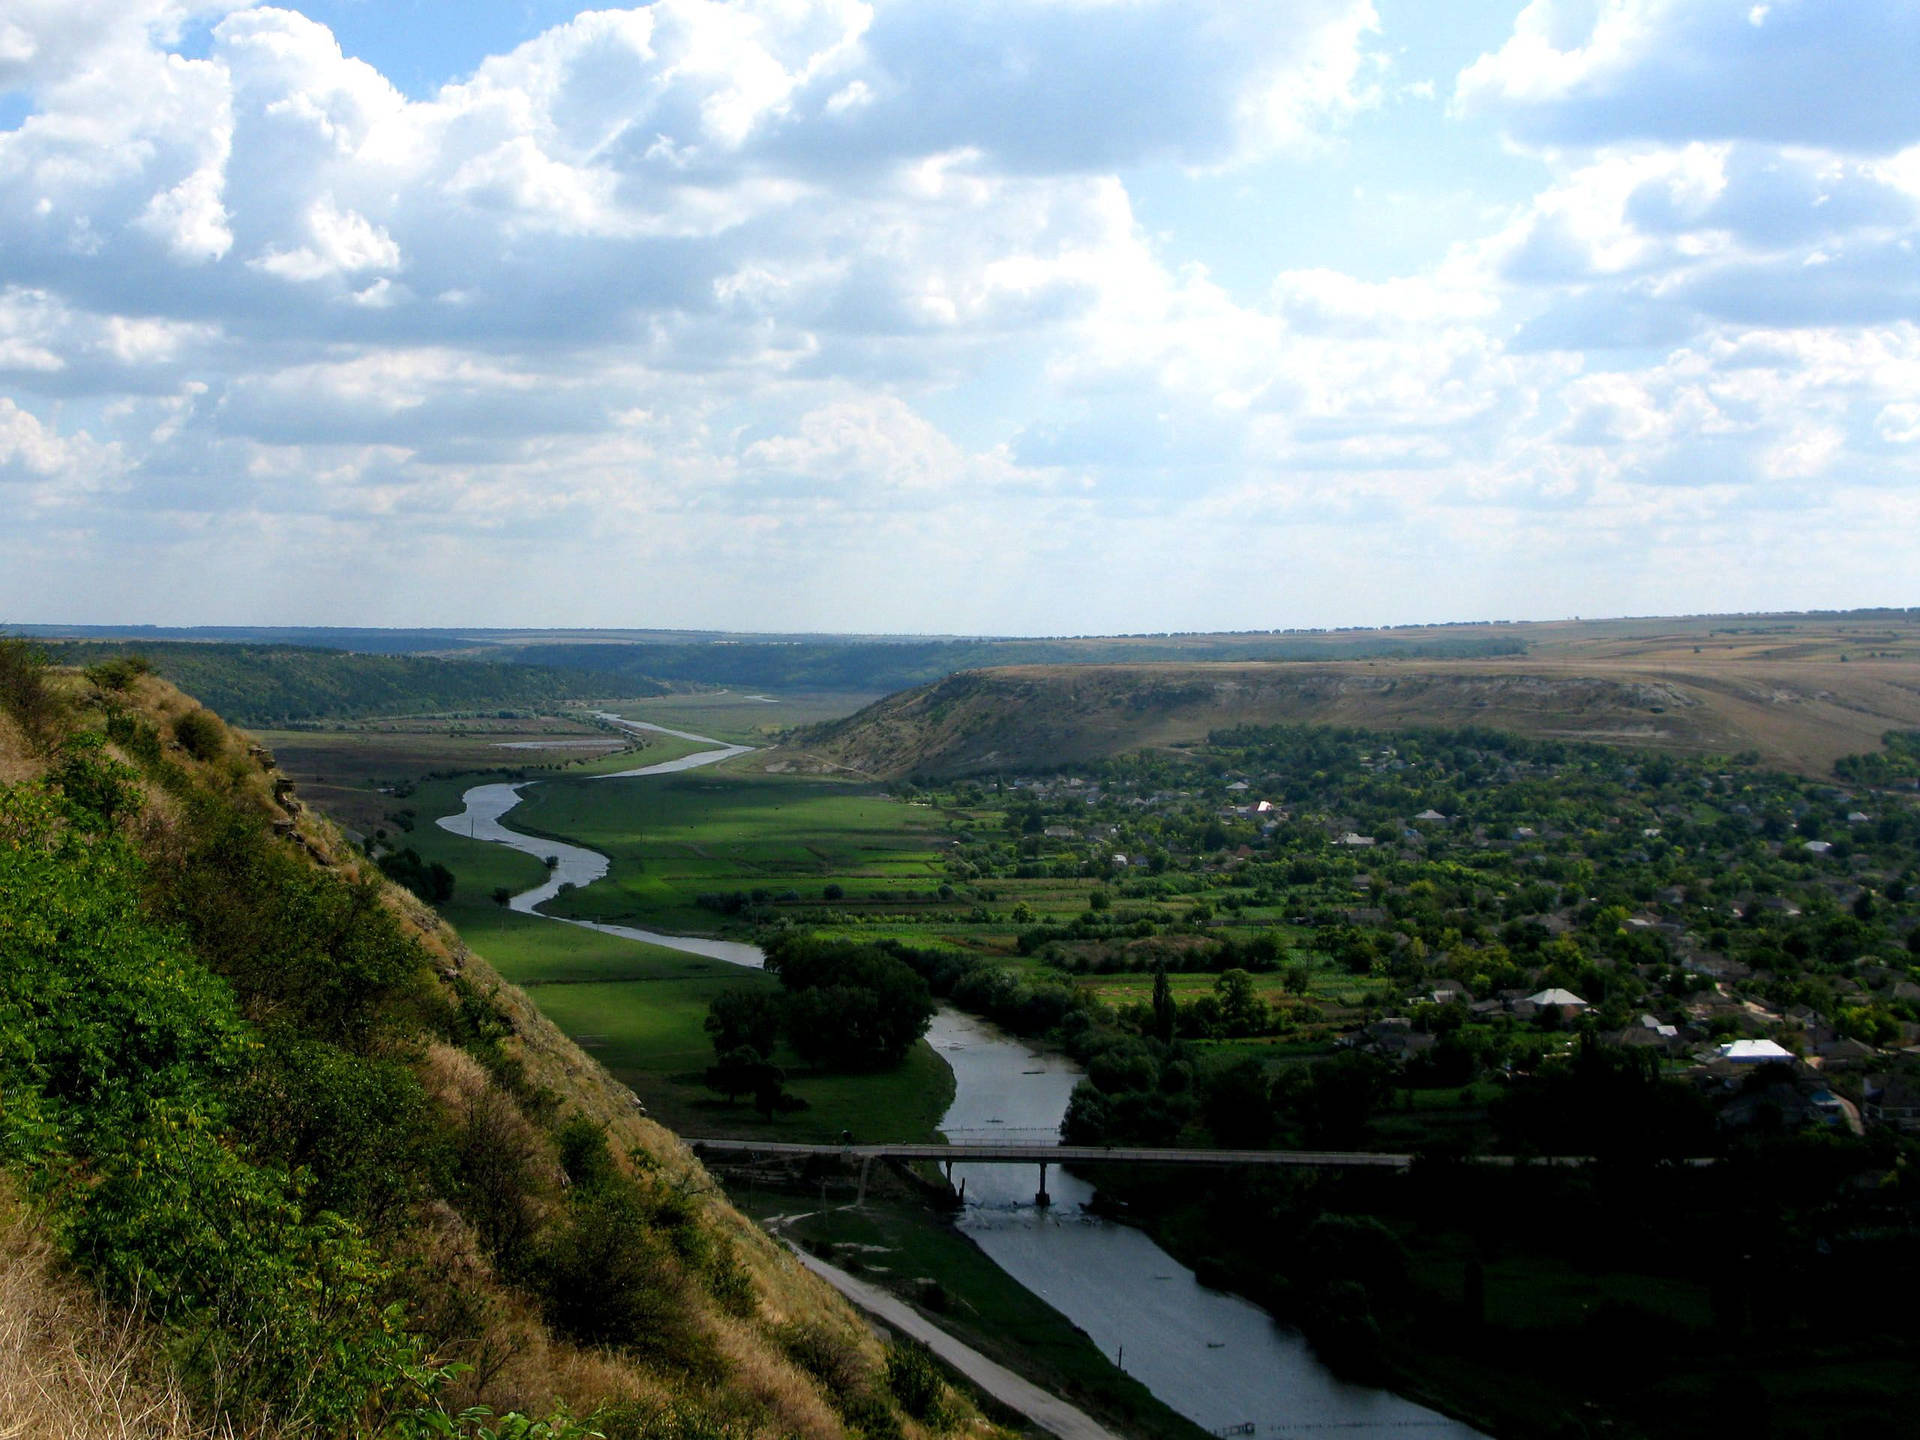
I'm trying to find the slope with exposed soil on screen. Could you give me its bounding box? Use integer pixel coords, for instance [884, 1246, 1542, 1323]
[776, 658, 1920, 780]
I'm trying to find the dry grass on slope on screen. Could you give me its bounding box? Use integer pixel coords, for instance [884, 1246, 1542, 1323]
[0, 1190, 242, 1440]
[0, 670, 1004, 1440]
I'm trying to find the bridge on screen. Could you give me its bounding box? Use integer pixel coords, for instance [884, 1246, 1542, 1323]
[695, 1138, 1440, 1205]
[687, 1138, 1686, 1204]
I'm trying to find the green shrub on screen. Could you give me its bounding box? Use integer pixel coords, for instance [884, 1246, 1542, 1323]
[159, 805, 429, 1049]
[0, 636, 65, 748]
[380, 845, 457, 904]
[69, 1113, 416, 1430]
[884, 1340, 946, 1422]
[235, 1032, 445, 1235]
[85, 653, 151, 692]
[173, 708, 226, 760]
[538, 1182, 711, 1374]
[52, 733, 142, 828]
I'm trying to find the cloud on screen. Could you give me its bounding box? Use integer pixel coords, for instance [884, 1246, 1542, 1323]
[1, 0, 1918, 632]
[1457, 0, 1920, 153]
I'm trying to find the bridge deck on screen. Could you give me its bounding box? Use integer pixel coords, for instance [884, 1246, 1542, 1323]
[689, 1139, 1419, 1168]
[685, 1140, 1691, 1170]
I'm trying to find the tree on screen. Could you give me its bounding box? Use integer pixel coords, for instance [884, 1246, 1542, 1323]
[706, 1046, 774, 1104]
[1215, 968, 1268, 1037]
[1151, 965, 1177, 1043]
[704, 988, 784, 1060]
[763, 934, 934, 1071]
[1200, 1057, 1274, 1147]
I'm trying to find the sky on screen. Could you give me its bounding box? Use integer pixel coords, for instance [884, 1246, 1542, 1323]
[2, 0, 1918, 635]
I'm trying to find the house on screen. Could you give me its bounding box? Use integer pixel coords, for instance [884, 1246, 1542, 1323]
[1335, 832, 1377, 848]
[1813, 1036, 1878, 1071]
[1717, 1038, 1796, 1065]
[1414, 809, 1449, 823]
[1526, 988, 1590, 1011]
[1863, 1075, 1920, 1131]
[1804, 840, 1834, 855]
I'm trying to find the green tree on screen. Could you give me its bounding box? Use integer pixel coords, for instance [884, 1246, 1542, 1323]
[704, 988, 785, 1059]
[1214, 968, 1268, 1037]
[1150, 965, 1177, 1043]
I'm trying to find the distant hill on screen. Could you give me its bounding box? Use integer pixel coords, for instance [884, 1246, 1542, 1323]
[41, 640, 666, 724]
[492, 632, 1525, 694]
[776, 656, 1920, 780]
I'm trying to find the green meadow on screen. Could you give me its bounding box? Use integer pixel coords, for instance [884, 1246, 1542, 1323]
[602, 690, 887, 746]
[512, 768, 953, 933]
[409, 771, 955, 1143]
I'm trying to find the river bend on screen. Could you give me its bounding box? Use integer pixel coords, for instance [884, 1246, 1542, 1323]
[436, 722, 1481, 1438]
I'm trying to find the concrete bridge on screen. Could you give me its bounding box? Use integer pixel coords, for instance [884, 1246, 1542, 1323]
[689, 1138, 1429, 1205]
[687, 1138, 1683, 1205]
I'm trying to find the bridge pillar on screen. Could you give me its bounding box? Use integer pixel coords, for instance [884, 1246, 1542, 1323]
[857, 1155, 874, 1206]
[1035, 1162, 1051, 1208]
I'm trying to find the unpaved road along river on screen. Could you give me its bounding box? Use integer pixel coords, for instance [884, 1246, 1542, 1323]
[439, 724, 1483, 1439]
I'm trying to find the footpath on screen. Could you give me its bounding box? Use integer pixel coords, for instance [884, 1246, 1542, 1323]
[788, 1245, 1125, 1440]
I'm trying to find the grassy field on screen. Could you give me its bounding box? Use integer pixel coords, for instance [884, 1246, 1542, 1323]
[602, 690, 886, 746]
[510, 770, 955, 933]
[409, 774, 955, 1144]
[736, 1193, 1209, 1440]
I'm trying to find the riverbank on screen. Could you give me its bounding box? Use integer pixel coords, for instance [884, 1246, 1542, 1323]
[739, 1192, 1205, 1440]
[421, 744, 1484, 1440]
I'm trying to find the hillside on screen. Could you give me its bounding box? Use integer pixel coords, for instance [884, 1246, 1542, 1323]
[43, 640, 668, 724]
[0, 641, 991, 1440]
[779, 656, 1920, 780]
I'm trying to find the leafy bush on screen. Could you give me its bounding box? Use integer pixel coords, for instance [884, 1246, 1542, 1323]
[84, 653, 151, 692]
[381, 845, 457, 905]
[0, 637, 65, 748]
[70, 1114, 415, 1430]
[173, 708, 226, 761]
[157, 804, 428, 1048]
[884, 1340, 946, 1423]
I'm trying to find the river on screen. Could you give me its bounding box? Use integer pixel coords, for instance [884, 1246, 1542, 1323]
[437, 723, 1482, 1439]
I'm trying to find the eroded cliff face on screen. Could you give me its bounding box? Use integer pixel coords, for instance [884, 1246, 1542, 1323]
[776, 657, 1920, 779]
[0, 656, 992, 1440]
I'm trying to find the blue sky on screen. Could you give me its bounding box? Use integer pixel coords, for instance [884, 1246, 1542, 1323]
[2, 0, 1917, 633]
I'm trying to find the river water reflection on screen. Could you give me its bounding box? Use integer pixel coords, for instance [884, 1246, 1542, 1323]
[931, 1011, 1483, 1439]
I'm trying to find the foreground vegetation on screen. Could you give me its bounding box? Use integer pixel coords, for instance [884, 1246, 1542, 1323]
[0, 639, 995, 1440]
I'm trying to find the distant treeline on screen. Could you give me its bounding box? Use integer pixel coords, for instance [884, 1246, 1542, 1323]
[494, 633, 1527, 693]
[42, 640, 666, 724]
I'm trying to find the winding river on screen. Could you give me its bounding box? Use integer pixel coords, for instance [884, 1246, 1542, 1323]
[437, 721, 1482, 1439]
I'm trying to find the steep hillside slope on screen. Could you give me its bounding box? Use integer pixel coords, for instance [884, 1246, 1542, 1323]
[46, 640, 667, 724]
[0, 643, 989, 1440]
[778, 658, 1920, 779]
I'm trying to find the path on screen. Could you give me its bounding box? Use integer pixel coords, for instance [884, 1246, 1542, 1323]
[788, 1243, 1125, 1440]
